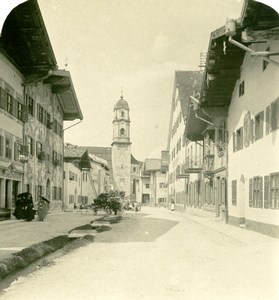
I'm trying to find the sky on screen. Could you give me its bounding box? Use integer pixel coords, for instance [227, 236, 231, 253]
[3, 0, 278, 161]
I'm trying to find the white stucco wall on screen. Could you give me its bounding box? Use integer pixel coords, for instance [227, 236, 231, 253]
[227, 40, 279, 226]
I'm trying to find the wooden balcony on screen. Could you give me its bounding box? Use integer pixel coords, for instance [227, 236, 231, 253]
[185, 159, 203, 173]
[203, 154, 214, 177]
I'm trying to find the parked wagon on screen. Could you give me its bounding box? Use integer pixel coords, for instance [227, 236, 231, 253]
[13, 192, 36, 221]
[91, 193, 122, 215]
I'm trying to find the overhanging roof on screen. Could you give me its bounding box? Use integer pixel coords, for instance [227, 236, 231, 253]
[44, 70, 83, 121]
[200, 0, 279, 109]
[0, 0, 57, 78]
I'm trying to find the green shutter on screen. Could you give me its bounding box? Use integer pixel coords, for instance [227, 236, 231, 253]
[264, 176, 270, 209]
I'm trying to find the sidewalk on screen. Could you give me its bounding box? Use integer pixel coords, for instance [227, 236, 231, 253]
[143, 206, 279, 247]
[0, 210, 100, 260]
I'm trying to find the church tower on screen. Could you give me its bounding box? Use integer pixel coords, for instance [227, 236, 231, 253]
[111, 94, 131, 197]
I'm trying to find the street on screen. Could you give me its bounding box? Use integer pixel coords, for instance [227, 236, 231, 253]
[1, 207, 279, 300]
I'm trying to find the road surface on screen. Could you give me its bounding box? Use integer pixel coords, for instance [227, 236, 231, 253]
[1, 207, 279, 300]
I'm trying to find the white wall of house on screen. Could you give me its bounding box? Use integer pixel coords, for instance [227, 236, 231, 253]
[0, 52, 25, 209]
[227, 40, 279, 229]
[63, 162, 81, 210]
[168, 88, 187, 206]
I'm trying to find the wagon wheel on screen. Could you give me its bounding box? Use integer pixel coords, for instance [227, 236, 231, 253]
[105, 206, 112, 215]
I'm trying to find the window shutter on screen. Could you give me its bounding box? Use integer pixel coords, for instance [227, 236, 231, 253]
[259, 176, 263, 208]
[266, 106, 270, 135]
[259, 111, 264, 139]
[271, 100, 278, 131]
[21, 145, 29, 156]
[14, 142, 18, 161]
[21, 105, 29, 123]
[12, 98, 18, 117]
[250, 119, 254, 143]
[32, 138, 35, 155]
[0, 135, 3, 156]
[0, 88, 7, 110]
[264, 175, 270, 209]
[249, 178, 253, 207]
[240, 127, 243, 150]
[232, 180, 237, 205]
[233, 132, 236, 152]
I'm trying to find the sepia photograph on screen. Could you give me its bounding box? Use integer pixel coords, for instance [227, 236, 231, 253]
[0, 0, 279, 299]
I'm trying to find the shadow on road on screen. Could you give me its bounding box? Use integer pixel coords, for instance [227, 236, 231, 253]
[95, 214, 179, 243]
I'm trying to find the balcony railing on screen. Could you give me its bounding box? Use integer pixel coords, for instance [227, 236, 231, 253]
[185, 159, 203, 173]
[203, 154, 214, 177]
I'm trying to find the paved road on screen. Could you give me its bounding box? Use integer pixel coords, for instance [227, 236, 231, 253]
[1, 207, 279, 300]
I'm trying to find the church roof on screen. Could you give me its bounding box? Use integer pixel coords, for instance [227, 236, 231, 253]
[114, 96, 129, 110]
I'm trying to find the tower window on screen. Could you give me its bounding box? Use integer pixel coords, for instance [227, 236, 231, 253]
[120, 128, 125, 136]
[121, 111, 125, 118]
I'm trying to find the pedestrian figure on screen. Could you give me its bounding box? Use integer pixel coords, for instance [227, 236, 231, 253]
[37, 196, 49, 221]
[171, 200, 175, 211]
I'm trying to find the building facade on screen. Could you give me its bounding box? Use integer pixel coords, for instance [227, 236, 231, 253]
[193, 0, 279, 236]
[139, 158, 167, 207]
[0, 0, 82, 212]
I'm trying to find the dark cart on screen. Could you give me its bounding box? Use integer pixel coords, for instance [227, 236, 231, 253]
[91, 193, 122, 215]
[13, 192, 35, 221]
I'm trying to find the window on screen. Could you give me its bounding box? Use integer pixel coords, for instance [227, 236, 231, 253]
[36, 141, 43, 158]
[46, 113, 51, 128]
[17, 102, 22, 120]
[27, 136, 34, 155]
[270, 173, 279, 209]
[28, 96, 34, 115]
[239, 80, 245, 97]
[231, 180, 237, 206]
[69, 195, 74, 204]
[146, 184, 150, 189]
[158, 198, 165, 203]
[255, 111, 264, 141]
[52, 150, 58, 164]
[5, 138, 12, 159]
[14, 142, 22, 161]
[37, 105, 44, 123]
[53, 119, 58, 134]
[159, 183, 165, 188]
[7, 93, 13, 114]
[249, 176, 263, 208]
[233, 127, 243, 151]
[121, 111, 125, 118]
[133, 167, 136, 172]
[120, 128, 125, 135]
